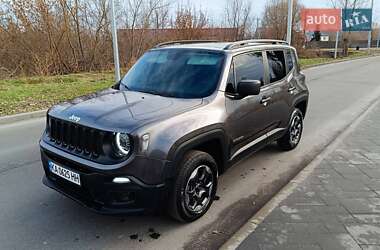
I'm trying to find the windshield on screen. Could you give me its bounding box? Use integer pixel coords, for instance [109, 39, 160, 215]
[121, 49, 225, 98]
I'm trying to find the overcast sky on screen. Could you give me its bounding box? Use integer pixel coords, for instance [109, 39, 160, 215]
[182, 0, 380, 23]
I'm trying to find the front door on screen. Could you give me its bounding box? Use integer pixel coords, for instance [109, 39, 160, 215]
[224, 51, 274, 159]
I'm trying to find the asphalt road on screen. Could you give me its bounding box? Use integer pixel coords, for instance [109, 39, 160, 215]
[1, 57, 380, 250]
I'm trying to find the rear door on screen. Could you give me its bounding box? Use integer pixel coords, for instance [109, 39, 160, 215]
[285, 48, 305, 101]
[263, 50, 292, 130]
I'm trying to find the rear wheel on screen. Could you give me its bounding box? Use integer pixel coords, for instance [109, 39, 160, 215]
[278, 109, 303, 151]
[169, 150, 218, 222]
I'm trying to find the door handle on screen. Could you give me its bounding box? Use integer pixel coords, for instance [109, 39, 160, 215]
[288, 86, 296, 93]
[260, 96, 271, 106]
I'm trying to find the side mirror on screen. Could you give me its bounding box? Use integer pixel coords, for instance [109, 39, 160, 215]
[237, 80, 261, 98]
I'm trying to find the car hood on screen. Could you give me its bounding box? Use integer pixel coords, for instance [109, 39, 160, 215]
[48, 88, 204, 132]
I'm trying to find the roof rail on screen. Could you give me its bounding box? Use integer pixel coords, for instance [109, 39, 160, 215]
[224, 39, 289, 50]
[154, 40, 220, 48]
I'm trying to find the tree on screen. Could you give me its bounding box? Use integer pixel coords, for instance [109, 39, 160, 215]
[172, 5, 209, 40]
[0, 0, 112, 76]
[261, 0, 303, 43]
[223, 0, 253, 41]
[121, 0, 170, 63]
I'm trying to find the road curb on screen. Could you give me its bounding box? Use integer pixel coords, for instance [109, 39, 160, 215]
[0, 110, 47, 125]
[302, 54, 380, 69]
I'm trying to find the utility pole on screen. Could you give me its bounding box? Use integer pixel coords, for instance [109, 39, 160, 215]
[334, 31, 340, 59]
[367, 0, 374, 54]
[256, 18, 260, 39]
[110, 0, 121, 82]
[286, 0, 293, 44]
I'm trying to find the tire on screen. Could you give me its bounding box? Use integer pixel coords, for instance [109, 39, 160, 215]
[278, 108, 304, 151]
[168, 150, 218, 222]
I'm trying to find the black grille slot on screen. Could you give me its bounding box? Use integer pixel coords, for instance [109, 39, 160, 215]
[47, 116, 104, 158]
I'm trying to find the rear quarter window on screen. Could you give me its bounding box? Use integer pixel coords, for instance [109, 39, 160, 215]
[285, 49, 300, 73]
[285, 50, 294, 72]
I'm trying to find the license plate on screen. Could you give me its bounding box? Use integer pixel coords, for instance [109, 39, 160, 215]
[49, 161, 81, 186]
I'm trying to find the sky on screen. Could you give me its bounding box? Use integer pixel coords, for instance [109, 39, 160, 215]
[184, 0, 380, 23]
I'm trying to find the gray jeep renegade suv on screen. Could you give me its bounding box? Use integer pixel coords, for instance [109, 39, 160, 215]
[40, 40, 308, 222]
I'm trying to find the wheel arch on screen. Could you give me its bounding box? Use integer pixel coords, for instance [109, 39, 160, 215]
[294, 96, 308, 118]
[167, 128, 229, 177]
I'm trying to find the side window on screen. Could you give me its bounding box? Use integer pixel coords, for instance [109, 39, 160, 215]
[291, 50, 300, 72]
[234, 52, 265, 85]
[285, 50, 294, 72]
[226, 63, 236, 94]
[267, 50, 286, 83]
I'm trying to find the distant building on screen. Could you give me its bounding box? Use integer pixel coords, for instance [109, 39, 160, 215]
[320, 35, 329, 42]
[306, 27, 380, 48]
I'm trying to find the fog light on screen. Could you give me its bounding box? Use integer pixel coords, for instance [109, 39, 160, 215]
[112, 177, 131, 184]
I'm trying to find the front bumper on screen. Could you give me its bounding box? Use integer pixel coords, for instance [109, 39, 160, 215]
[40, 145, 169, 215]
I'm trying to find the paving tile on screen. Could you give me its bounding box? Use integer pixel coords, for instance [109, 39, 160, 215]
[339, 174, 373, 183]
[334, 191, 378, 198]
[237, 235, 261, 250]
[360, 245, 380, 250]
[346, 224, 380, 244]
[312, 233, 361, 250]
[360, 169, 380, 179]
[364, 153, 380, 161]
[238, 231, 314, 246]
[320, 195, 343, 206]
[254, 223, 295, 235]
[280, 197, 326, 207]
[367, 180, 380, 190]
[339, 199, 380, 213]
[368, 198, 380, 205]
[321, 220, 348, 234]
[334, 180, 370, 192]
[353, 214, 380, 224]
[238, 104, 380, 250]
[356, 164, 380, 171]
[311, 205, 349, 215]
[258, 244, 322, 250]
[333, 166, 364, 175]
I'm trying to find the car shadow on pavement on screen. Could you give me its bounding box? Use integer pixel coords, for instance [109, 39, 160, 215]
[34, 192, 184, 247]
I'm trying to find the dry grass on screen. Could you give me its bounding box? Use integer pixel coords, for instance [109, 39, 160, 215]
[1, 50, 379, 117]
[0, 72, 114, 116]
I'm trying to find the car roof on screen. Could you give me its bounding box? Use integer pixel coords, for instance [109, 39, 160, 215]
[157, 42, 232, 50]
[150, 40, 295, 54]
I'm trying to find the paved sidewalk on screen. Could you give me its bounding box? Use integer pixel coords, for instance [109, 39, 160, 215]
[238, 102, 380, 250]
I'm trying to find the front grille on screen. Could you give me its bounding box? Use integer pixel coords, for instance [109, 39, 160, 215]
[47, 116, 105, 158]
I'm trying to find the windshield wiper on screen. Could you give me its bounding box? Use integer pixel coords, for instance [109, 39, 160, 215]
[120, 81, 130, 90]
[142, 90, 162, 96]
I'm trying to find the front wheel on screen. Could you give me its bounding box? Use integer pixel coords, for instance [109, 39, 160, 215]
[278, 109, 304, 151]
[168, 150, 218, 222]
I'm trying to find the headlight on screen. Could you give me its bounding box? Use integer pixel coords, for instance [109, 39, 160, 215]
[115, 132, 132, 156]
